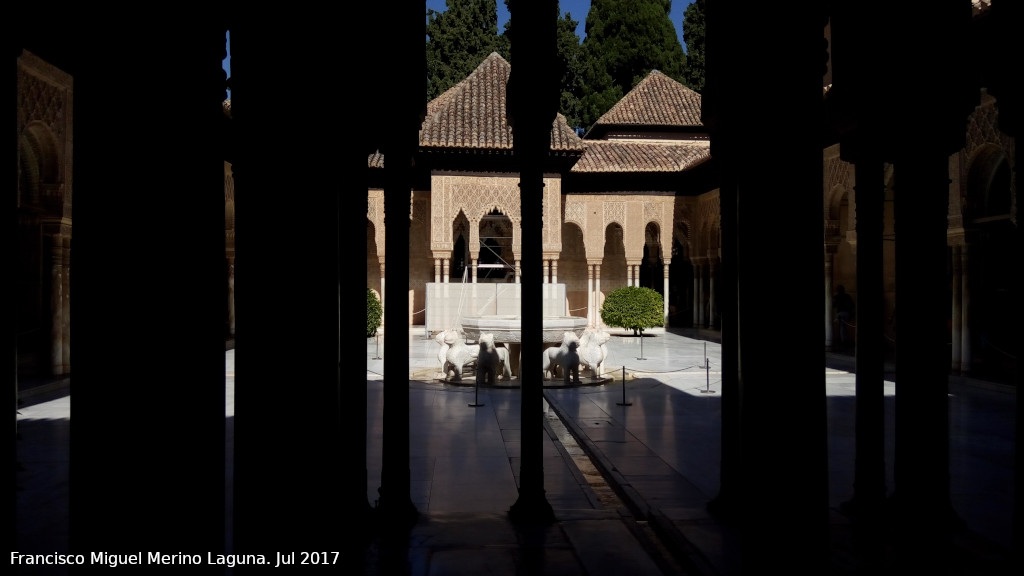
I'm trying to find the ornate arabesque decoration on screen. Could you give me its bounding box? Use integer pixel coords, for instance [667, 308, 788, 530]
[542, 178, 562, 253]
[367, 189, 385, 255]
[824, 156, 852, 218]
[224, 164, 235, 249]
[642, 198, 675, 259]
[604, 201, 626, 230]
[693, 193, 719, 256]
[17, 66, 67, 140]
[672, 197, 694, 253]
[965, 92, 1012, 158]
[430, 174, 562, 256]
[564, 199, 586, 231]
[18, 52, 73, 221]
[963, 92, 1017, 224]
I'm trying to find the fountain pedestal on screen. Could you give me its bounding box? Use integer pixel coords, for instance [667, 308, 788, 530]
[459, 315, 588, 378]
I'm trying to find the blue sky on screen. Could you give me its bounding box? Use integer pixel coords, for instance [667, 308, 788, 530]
[426, 1, 692, 49]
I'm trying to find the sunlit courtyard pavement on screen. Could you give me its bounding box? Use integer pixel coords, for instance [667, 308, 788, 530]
[14, 328, 1015, 575]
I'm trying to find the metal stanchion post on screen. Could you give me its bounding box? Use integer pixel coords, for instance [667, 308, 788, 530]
[469, 378, 485, 407]
[616, 365, 631, 406]
[701, 359, 715, 394]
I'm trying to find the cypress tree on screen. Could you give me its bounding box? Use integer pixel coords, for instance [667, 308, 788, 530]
[682, 0, 706, 93]
[426, 0, 502, 100]
[556, 8, 584, 132]
[578, 0, 688, 129]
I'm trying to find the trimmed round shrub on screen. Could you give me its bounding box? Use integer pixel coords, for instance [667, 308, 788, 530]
[367, 288, 383, 336]
[600, 286, 664, 335]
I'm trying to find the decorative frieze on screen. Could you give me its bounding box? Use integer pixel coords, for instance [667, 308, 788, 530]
[17, 62, 69, 139]
[604, 201, 626, 229]
[429, 173, 562, 255]
[825, 155, 851, 199]
[564, 199, 586, 230]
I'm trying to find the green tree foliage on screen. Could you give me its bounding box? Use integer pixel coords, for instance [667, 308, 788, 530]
[426, 0, 502, 101]
[367, 288, 383, 337]
[496, 0, 512, 61]
[556, 9, 584, 131]
[578, 0, 688, 129]
[681, 0, 706, 93]
[600, 286, 665, 335]
[497, 2, 583, 132]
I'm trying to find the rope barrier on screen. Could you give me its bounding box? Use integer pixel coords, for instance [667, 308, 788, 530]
[619, 364, 704, 376]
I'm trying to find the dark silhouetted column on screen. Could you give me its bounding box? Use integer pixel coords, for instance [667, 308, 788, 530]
[8, 45, 20, 561]
[376, 2, 424, 531]
[231, 17, 345, 558]
[848, 147, 888, 572]
[891, 152, 957, 573]
[706, 164, 738, 522]
[705, 1, 830, 572]
[508, 0, 558, 524]
[63, 19, 226, 565]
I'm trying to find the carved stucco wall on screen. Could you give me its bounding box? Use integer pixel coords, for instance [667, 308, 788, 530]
[564, 193, 676, 263]
[672, 196, 696, 257]
[411, 190, 433, 324]
[367, 188, 384, 296]
[693, 193, 719, 259]
[17, 49, 74, 376]
[961, 90, 1016, 226]
[225, 162, 235, 258]
[429, 173, 563, 263]
[367, 188, 385, 259]
[17, 50, 73, 221]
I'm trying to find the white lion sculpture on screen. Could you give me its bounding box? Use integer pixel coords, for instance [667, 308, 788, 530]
[578, 327, 611, 379]
[434, 330, 452, 379]
[475, 333, 513, 384]
[435, 329, 478, 381]
[542, 331, 581, 384]
[476, 333, 501, 386]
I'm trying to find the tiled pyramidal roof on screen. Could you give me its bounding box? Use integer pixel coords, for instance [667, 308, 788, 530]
[574, 70, 710, 173]
[572, 140, 710, 173]
[591, 70, 703, 129]
[419, 52, 584, 152]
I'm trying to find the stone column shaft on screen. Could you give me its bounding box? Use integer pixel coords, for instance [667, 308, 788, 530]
[824, 251, 835, 350]
[692, 260, 702, 327]
[707, 258, 717, 329]
[50, 238, 64, 374]
[950, 244, 962, 372]
[959, 246, 971, 373]
[663, 264, 670, 327]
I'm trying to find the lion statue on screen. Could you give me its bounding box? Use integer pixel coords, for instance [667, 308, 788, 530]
[434, 330, 452, 379]
[542, 331, 581, 384]
[476, 333, 513, 384]
[578, 327, 611, 379]
[476, 333, 501, 386]
[435, 329, 478, 381]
